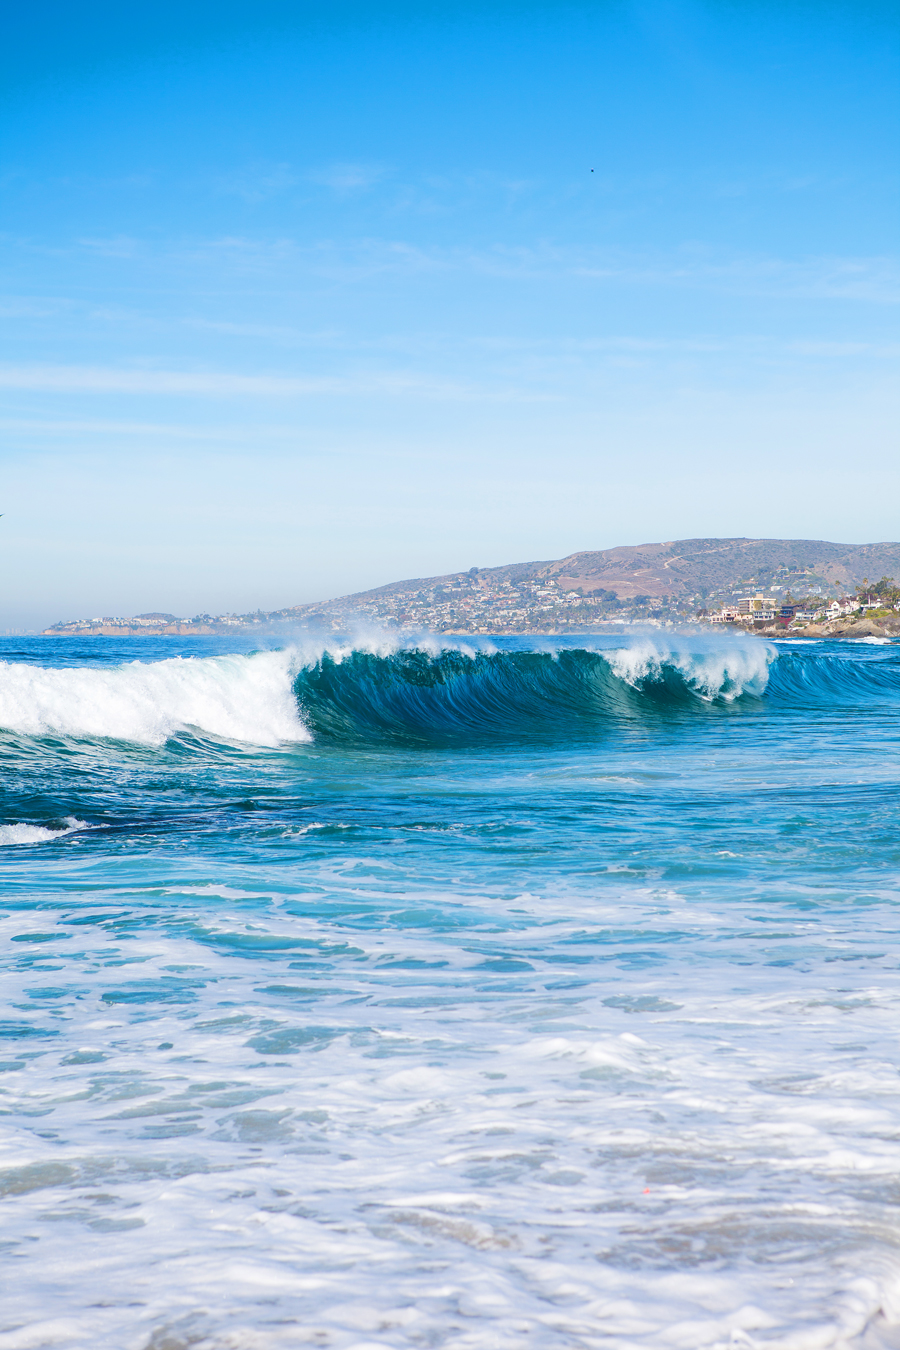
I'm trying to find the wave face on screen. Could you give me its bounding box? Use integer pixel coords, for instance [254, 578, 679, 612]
[0, 648, 308, 745]
[765, 641, 900, 707]
[294, 634, 774, 743]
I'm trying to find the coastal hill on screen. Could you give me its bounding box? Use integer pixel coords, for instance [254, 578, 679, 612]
[280, 536, 900, 633]
[535, 537, 900, 600]
[42, 537, 900, 636]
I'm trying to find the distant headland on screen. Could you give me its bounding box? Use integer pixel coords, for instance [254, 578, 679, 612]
[42, 537, 900, 638]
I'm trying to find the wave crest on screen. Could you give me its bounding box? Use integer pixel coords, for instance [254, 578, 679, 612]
[0, 649, 309, 746]
[604, 637, 772, 701]
[0, 817, 89, 846]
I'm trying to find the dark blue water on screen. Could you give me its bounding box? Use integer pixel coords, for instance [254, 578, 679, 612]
[1, 630, 899, 1349]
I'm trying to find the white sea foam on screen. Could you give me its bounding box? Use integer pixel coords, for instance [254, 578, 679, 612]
[0, 816, 88, 846]
[4, 883, 900, 1349]
[0, 649, 309, 745]
[604, 632, 773, 699]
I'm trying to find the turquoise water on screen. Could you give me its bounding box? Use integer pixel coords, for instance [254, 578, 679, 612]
[1, 630, 899, 1349]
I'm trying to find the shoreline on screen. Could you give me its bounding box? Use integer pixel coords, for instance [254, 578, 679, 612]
[33, 621, 900, 641]
[724, 617, 900, 641]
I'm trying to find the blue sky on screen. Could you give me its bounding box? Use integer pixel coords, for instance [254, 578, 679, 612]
[2, 0, 898, 627]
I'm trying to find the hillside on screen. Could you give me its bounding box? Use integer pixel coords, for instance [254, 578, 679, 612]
[279, 537, 900, 633]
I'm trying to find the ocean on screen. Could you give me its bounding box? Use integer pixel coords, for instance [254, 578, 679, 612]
[1, 629, 899, 1350]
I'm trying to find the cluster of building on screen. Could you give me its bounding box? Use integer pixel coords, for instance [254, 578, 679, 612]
[284, 574, 694, 633]
[708, 594, 866, 626]
[51, 573, 900, 640]
[45, 580, 899, 638]
[42, 611, 269, 636]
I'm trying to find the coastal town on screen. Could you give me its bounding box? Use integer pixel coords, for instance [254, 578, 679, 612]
[41, 577, 900, 639]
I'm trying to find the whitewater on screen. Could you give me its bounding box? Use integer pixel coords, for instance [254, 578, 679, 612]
[1, 629, 899, 1350]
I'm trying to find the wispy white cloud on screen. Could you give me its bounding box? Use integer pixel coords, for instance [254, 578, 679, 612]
[468, 334, 900, 359]
[0, 416, 241, 439]
[784, 338, 900, 358]
[212, 163, 300, 203]
[31, 221, 893, 303]
[308, 162, 387, 193]
[0, 295, 73, 318]
[0, 363, 539, 402]
[569, 253, 900, 304]
[181, 317, 345, 344]
[138, 235, 900, 302]
[77, 236, 143, 259]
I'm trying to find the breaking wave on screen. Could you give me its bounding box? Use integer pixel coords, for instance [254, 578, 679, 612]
[0, 648, 308, 746]
[0, 817, 89, 846]
[1, 631, 893, 749]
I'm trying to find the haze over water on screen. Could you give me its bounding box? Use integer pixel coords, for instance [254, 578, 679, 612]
[1, 629, 900, 1348]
